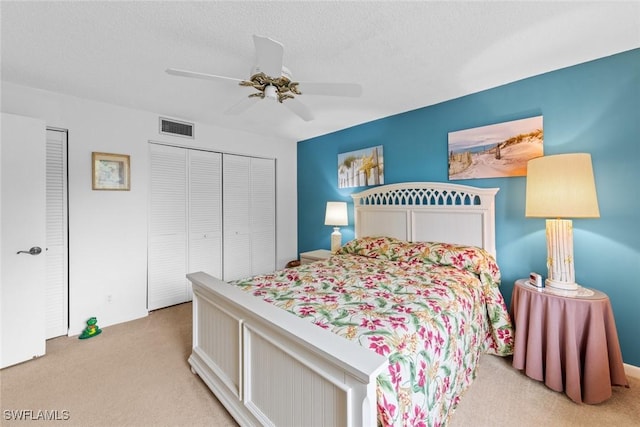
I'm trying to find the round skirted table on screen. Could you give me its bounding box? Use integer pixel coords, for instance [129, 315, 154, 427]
[510, 279, 629, 404]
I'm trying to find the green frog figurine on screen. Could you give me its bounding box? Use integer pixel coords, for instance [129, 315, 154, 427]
[79, 317, 102, 339]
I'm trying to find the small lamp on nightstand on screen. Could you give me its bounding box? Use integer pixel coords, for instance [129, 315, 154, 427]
[525, 153, 600, 290]
[324, 201, 348, 253]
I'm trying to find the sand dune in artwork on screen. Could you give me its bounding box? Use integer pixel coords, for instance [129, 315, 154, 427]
[450, 138, 543, 180]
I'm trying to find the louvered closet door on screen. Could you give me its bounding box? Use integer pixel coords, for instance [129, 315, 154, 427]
[45, 129, 68, 338]
[148, 144, 188, 310]
[223, 154, 252, 281]
[250, 157, 276, 275]
[223, 154, 276, 281]
[188, 150, 222, 287]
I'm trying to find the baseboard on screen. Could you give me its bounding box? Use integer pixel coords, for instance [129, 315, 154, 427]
[624, 363, 640, 379]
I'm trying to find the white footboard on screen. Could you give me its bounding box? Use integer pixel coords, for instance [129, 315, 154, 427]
[187, 272, 387, 427]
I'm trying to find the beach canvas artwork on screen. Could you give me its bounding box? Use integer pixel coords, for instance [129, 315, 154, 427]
[448, 116, 543, 180]
[338, 145, 384, 189]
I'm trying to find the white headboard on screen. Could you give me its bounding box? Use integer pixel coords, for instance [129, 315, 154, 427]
[351, 182, 499, 257]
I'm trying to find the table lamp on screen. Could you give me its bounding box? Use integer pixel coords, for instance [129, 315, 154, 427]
[324, 201, 348, 253]
[525, 153, 600, 290]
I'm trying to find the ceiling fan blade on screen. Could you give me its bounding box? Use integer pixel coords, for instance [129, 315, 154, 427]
[253, 35, 284, 77]
[296, 82, 363, 97]
[224, 96, 260, 115]
[284, 98, 314, 122]
[166, 68, 244, 83]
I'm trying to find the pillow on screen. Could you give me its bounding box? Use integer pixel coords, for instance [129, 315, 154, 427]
[339, 237, 501, 286]
[337, 236, 408, 261]
[408, 241, 501, 285]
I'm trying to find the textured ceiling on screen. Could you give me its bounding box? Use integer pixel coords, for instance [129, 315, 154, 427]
[2, 1, 639, 142]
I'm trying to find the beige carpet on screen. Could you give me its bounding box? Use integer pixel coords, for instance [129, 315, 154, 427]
[1, 302, 638, 426]
[450, 354, 639, 427]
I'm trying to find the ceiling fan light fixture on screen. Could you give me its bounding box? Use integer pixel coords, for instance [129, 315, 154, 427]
[281, 66, 292, 81]
[264, 85, 278, 100]
[166, 35, 362, 121]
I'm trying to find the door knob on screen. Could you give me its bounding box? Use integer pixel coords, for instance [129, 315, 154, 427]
[17, 246, 42, 255]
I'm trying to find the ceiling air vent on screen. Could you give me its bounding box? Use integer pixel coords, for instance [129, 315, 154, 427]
[159, 117, 194, 139]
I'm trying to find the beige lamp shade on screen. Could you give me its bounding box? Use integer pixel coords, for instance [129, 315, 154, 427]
[525, 153, 600, 218]
[525, 153, 600, 291]
[324, 202, 348, 226]
[325, 201, 348, 253]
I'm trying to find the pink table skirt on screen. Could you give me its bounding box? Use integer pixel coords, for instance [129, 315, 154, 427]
[511, 280, 629, 404]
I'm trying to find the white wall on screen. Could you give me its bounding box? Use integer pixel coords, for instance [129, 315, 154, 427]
[1, 82, 298, 335]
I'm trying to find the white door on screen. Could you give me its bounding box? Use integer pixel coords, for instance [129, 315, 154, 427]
[188, 150, 222, 283]
[45, 129, 68, 338]
[148, 144, 188, 310]
[249, 157, 276, 275]
[148, 144, 223, 310]
[222, 154, 276, 281]
[223, 154, 252, 281]
[0, 113, 47, 368]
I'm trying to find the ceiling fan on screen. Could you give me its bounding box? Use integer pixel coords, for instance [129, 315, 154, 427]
[166, 35, 362, 121]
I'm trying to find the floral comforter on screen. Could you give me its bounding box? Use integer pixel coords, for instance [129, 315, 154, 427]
[231, 237, 514, 427]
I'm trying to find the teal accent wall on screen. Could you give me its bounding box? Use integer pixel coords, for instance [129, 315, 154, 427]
[297, 49, 640, 366]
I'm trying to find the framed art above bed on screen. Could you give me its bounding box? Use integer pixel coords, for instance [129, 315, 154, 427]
[186, 182, 513, 427]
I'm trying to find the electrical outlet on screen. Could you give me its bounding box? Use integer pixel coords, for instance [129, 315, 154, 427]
[107, 294, 112, 303]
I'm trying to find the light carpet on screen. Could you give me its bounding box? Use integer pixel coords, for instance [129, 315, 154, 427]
[1, 302, 638, 426]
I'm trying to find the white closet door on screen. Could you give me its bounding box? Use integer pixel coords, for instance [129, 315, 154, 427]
[223, 154, 252, 281]
[148, 144, 188, 310]
[250, 157, 276, 275]
[188, 150, 222, 286]
[223, 154, 275, 281]
[45, 129, 68, 338]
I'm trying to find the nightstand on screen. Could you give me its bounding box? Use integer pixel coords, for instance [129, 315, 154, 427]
[510, 279, 628, 404]
[299, 249, 332, 265]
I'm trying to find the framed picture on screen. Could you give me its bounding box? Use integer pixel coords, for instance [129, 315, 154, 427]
[338, 145, 384, 189]
[448, 115, 544, 180]
[92, 152, 130, 190]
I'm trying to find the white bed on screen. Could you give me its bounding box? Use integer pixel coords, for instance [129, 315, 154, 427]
[187, 182, 500, 426]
